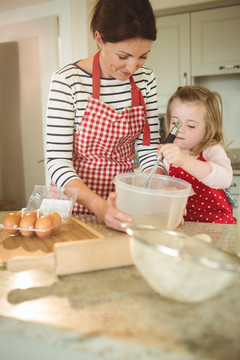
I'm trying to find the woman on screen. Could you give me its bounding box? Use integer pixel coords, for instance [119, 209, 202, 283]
[46, 0, 163, 231]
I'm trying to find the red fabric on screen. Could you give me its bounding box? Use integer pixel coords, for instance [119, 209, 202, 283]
[169, 152, 236, 224]
[72, 51, 149, 214]
[129, 76, 150, 146]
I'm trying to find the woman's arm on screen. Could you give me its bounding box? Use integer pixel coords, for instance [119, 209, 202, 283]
[65, 178, 132, 231]
[46, 71, 80, 186]
[135, 68, 164, 174]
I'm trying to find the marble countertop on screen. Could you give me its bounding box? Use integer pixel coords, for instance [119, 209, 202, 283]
[0, 212, 240, 360]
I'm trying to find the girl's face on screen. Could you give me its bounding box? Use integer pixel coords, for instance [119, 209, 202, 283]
[169, 99, 207, 151]
[95, 32, 152, 80]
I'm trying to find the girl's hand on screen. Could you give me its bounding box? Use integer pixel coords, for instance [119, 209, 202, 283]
[158, 143, 187, 167]
[101, 192, 132, 232]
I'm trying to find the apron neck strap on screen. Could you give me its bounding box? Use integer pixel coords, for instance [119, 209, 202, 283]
[92, 51, 150, 146]
[129, 76, 150, 146]
[92, 51, 101, 99]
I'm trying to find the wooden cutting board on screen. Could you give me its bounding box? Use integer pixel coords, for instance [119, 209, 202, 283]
[0, 217, 103, 266]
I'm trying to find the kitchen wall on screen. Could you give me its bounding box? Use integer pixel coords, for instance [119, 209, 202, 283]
[0, 0, 88, 208]
[0, 38, 43, 209]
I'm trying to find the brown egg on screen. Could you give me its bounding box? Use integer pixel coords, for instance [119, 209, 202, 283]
[3, 213, 20, 235]
[31, 209, 43, 220]
[35, 216, 53, 239]
[20, 214, 36, 237]
[47, 212, 62, 233]
[16, 209, 28, 219]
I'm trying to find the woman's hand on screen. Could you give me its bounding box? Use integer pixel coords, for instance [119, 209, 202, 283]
[101, 192, 132, 232]
[66, 179, 131, 232]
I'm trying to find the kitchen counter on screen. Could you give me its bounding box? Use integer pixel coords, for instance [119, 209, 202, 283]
[0, 212, 240, 360]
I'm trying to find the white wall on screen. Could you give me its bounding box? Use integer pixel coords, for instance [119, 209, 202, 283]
[0, 0, 89, 207]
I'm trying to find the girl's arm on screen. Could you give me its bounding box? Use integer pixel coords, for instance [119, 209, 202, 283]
[159, 144, 232, 188]
[200, 145, 233, 189]
[158, 143, 212, 179]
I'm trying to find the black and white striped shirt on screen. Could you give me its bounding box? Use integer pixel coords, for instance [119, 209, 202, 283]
[46, 62, 161, 187]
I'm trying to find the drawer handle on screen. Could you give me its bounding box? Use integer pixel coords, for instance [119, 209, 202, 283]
[219, 65, 240, 70]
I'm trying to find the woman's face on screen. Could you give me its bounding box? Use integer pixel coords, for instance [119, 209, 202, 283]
[95, 32, 152, 80]
[169, 99, 207, 151]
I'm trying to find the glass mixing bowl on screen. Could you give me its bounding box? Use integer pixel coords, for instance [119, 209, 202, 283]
[126, 224, 240, 303]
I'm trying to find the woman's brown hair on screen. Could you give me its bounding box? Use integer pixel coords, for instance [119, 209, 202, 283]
[90, 0, 156, 43]
[165, 85, 226, 155]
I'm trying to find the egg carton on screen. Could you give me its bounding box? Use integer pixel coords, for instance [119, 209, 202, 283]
[26, 185, 77, 223]
[0, 185, 78, 237]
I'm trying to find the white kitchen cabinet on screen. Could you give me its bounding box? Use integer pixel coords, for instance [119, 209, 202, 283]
[146, 13, 191, 113]
[191, 5, 240, 76]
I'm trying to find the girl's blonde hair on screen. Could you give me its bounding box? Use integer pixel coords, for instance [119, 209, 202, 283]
[165, 85, 226, 155]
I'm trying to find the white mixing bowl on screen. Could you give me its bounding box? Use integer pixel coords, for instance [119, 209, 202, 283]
[114, 173, 193, 230]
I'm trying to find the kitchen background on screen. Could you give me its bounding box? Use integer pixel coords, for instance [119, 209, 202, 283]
[0, 0, 239, 213]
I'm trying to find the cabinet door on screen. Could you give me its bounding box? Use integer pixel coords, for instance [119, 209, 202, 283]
[191, 5, 240, 76]
[146, 13, 190, 113]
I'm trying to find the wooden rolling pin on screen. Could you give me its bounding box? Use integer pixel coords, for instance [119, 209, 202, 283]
[6, 235, 133, 275]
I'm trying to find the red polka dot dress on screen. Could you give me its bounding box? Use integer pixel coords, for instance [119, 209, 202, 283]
[169, 152, 236, 224]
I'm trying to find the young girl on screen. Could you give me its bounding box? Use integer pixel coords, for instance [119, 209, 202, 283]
[158, 85, 236, 224]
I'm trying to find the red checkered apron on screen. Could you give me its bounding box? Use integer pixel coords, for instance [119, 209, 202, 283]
[169, 152, 236, 224]
[72, 51, 150, 214]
